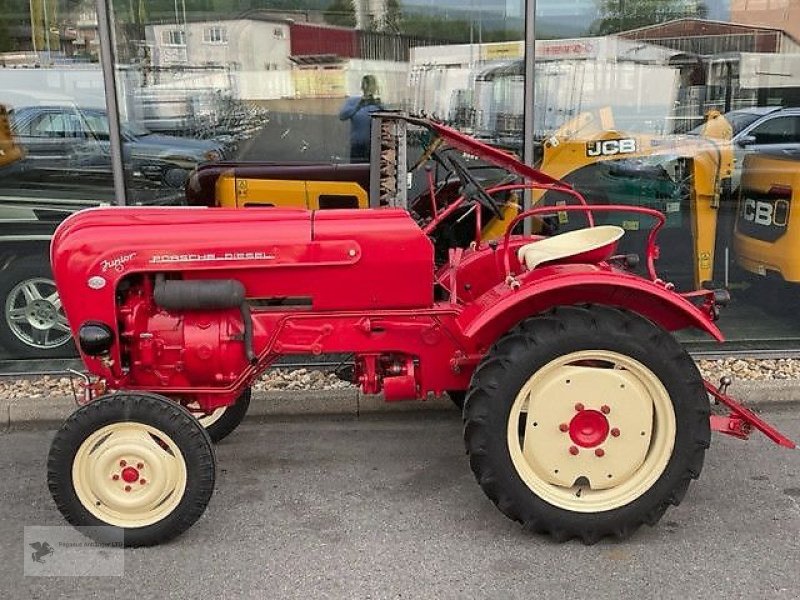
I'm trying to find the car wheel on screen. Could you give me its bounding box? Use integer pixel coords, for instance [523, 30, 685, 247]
[0, 256, 75, 358]
[163, 167, 190, 189]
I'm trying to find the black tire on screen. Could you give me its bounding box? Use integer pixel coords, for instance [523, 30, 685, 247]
[197, 387, 251, 443]
[447, 390, 466, 411]
[0, 255, 75, 358]
[464, 305, 710, 543]
[163, 167, 190, 189]
[48, 392, 216, 547]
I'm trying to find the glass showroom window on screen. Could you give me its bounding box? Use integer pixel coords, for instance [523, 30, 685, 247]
[2, 0, 800, 363]
[532, 0, 800, 348]
[0, 1, 110, 360]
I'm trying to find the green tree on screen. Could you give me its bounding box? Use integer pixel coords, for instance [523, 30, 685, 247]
[382, 0, 401, 33]
[591, 0, 706, 35]
[323, 0, 355, 27]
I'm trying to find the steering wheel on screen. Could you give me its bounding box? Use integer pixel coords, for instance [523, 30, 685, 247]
[445, 152, 504, 220]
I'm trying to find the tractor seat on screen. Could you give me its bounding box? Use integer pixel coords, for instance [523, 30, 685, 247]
[517, 225, 625, 270]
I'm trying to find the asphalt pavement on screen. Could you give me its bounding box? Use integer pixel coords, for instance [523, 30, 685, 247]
[1, 409, 799, 599]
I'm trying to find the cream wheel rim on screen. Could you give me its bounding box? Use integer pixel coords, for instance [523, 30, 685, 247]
[507, 350, 676, 513]
[188, 403, 227, 429]
[72, 422, 188, 528]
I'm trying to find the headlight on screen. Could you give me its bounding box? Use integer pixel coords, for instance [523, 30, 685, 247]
[204, 149, 222, 161]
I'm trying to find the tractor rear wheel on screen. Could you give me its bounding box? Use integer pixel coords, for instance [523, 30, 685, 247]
[464, 305, 710, 543]
[188, 387, 251, 443]
[47, 392, 216, 547]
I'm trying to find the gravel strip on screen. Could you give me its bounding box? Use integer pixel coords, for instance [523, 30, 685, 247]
[0, 360, 797, 401]
[0, 368, 353, 400]
[696, 358, 800, 382]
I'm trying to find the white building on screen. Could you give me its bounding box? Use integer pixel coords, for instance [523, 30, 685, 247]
[146, 17, 292, 72]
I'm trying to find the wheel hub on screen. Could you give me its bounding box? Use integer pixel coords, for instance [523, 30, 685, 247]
[518, 361, 657, 495]
[72, 423, 187, 528]
[6, 276, 72, 350]
[121, 466, 140, 483]
[568, 409, 609, 448]
[26, 299, 57, 329]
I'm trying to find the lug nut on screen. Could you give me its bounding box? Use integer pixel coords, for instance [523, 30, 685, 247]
[137, 463, 144, 469]
[140, 479, 147, 485]
[601, 405, 610, 414]
[559, 423, 569, 432]
[574, 403, 584, 411]
[611, 428, 620, 437]
[119, 460, 127, 467]
[595, 448, 605, 457]
[112, 474, 119, 481]
[569, 446, 579, 455]
[124, 485, 132, 492]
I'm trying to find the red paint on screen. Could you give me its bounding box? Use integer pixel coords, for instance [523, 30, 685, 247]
[569, 409, 610, 448]
[121, 467, 139, 483]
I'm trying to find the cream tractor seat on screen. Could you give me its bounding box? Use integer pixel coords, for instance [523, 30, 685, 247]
[517, 225, 625, 271]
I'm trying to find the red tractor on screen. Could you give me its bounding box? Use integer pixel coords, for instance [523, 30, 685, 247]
[47, 115, 794, 547]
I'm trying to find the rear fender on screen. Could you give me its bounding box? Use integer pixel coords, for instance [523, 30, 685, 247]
[458, 267, 723, 350]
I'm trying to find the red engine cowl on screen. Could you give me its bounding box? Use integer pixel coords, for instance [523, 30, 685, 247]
[119, 288, 249, 390]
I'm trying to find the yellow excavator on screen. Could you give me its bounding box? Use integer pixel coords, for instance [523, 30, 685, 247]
[534, 107, 734, 288]
[734, 150, 800, 283]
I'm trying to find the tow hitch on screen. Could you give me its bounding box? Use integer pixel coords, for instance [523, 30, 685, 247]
[705, 377, 796, 449]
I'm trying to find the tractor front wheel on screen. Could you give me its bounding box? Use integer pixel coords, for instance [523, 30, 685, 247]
[47, 392, 216, 547]
[447, 390, 466, 411]
[187, 387, 251, 443]
[464, 305, 710, 543]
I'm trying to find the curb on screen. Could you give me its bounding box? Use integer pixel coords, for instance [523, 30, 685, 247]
[0, 380, 796, 429]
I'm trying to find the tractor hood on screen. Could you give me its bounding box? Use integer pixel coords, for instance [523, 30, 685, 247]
[51, 207, 435, 338]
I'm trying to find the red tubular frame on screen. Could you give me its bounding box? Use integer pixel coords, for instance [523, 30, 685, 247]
[501, 205, 667, 281]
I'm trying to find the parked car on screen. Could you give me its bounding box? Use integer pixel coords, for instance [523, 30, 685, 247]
[8, 105, 229, 189]
[0, 105, 187, 359]
[692, 107, 800, 190]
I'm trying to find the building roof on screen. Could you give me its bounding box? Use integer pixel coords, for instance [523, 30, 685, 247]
[619, 17, 800, 45]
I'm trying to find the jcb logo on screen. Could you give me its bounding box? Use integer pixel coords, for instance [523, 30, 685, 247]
[586, 139, 637, 157]
[741, 198, 789, 228]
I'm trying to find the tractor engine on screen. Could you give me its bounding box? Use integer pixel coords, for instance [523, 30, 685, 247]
[115, 275, 253, 392]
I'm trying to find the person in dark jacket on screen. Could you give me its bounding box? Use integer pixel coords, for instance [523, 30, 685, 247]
[339, 75, 383, 163]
